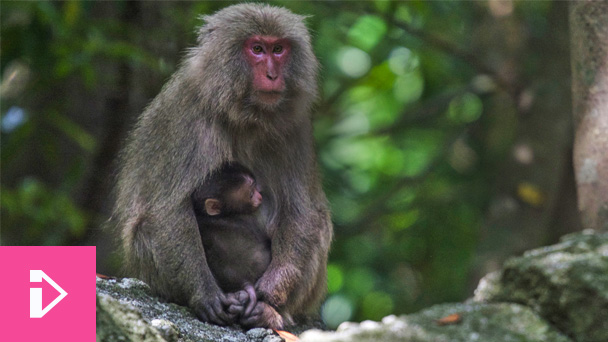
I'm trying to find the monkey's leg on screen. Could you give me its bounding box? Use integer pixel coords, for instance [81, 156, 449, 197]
[128, 208, 234, 325]
[255, 206, 332, 317]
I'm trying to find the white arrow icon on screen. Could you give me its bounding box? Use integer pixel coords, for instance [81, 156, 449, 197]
[30, 270, 68, 318]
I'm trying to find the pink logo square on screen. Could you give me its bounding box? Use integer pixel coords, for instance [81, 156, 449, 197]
[0, 246, 96, 342]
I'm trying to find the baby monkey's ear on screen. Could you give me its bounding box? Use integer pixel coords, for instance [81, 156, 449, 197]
[204, 198, 222, 216]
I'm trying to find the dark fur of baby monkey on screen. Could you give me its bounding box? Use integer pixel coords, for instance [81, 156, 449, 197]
[192, 162, 273, 327]
[114, 3, 333, 329]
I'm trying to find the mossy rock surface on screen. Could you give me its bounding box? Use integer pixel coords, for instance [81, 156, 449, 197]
[97, 231, 608, 342]
[478, 230, 608, 342]
[300, 302, 570, 342]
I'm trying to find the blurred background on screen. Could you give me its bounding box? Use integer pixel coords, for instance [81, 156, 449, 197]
[1, 0, 581, 329]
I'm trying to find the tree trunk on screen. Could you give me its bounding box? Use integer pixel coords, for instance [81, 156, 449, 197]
[570, 0, 608, 230]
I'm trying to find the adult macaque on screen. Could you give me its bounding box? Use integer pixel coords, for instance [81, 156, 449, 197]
[191, 162, 277, 327]
[114, 3, 332, 329]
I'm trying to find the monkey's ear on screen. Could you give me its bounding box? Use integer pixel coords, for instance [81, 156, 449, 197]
[204, 199, 222, 216]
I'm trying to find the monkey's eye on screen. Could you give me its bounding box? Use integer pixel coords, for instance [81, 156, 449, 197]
[273, 45, 283, 54]
[252, 45, 263, 54]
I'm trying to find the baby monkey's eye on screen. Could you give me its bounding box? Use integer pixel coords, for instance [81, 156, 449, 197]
[273, 45, 283, 54]
[252, 45, 263, 54]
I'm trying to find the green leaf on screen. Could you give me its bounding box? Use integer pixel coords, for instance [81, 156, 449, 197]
[47, 111, 96, 152]
[348, 15, 387, 51]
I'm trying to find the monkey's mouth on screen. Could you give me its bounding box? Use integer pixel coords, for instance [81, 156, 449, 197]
[256, 91, 283, 105]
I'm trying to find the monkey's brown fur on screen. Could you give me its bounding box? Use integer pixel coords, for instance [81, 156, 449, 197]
[114, 3, 332, 327]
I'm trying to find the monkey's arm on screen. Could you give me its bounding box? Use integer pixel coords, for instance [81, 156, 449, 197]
[254, 136, 333, 318]
[117, 96, 234, 324]
[256, 202, 332, 313]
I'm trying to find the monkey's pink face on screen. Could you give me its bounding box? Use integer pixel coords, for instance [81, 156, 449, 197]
[243, 36, 290, 105]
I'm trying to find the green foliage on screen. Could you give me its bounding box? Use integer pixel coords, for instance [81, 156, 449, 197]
[1, 178, 88, 245]
[348, 15, 387, 51]
[1, 0, 569, 330]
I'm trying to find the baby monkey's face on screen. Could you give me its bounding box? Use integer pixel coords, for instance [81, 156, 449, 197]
[222, 174, 262, 215]
[234, 175, 262, 210]
[203, 173, 262, 217]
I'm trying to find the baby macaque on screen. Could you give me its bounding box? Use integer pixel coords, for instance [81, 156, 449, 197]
[191, 162, 271, 322]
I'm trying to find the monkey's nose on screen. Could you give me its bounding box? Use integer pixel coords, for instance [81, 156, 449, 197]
[266, 73, 278, 81]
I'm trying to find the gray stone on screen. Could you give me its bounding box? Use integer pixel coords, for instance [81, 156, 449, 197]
[97, 292, 168, 342]
[299, 302, 570, 342]
[477, 230, 608, 342]
[96, 277, 278, 342]
[97, 231, 608, 342]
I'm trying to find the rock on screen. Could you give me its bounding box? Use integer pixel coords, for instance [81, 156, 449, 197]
[97, 292, 168, 342]
[97, 231, 608, 342]
[96, 277, 279, 342]
[473, 270, 502, 302]
[476, 230, 608, 342]
[299, 302, 570, 342]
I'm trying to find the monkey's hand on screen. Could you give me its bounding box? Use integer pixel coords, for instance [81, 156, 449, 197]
[239, 301, 284, 330]
[226, 284, 258, 317]
[191, 292, 236, 326]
